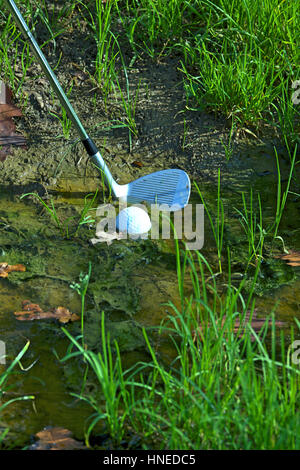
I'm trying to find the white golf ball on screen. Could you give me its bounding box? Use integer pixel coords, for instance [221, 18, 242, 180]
[116, 206, 152, 236]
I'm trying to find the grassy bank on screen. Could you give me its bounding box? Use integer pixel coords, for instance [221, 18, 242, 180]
[0, 0, 299, 146]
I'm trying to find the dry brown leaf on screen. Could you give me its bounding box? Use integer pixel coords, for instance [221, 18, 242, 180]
[275, 250, 300, 267]
[14, 300, 80, 323]
[131, 160, 143, 168]
[194, 309, 286, 343]
[0, 262, 26, 278]
[53, 306, 80, 324]
[29, 426, 86, 450]
[0, 82, 26, 161]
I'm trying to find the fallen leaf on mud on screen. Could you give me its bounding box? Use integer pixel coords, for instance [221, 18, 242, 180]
[29, 426, 86, 450]
[14, 300, 80, 323]
[0, 262, 26, 278]
[194, 309, 286, 343]
[131, 160, 143, 168]
[0, 81, 26, 161]
[274, 251, 300, 267]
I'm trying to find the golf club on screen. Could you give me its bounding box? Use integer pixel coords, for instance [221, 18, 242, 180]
[5, 0, 191, 210]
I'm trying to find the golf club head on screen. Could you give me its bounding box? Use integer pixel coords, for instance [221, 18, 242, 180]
[121, 169, 191, 210]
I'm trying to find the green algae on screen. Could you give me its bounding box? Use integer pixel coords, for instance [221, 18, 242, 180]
[0, 190, 161, 447]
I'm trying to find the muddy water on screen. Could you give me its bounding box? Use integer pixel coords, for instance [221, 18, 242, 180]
[0, 163, 299, 446]
[0, 188, 183, 446]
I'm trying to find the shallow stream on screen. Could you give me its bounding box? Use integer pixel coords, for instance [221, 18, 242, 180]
[0, 149, 299, 447]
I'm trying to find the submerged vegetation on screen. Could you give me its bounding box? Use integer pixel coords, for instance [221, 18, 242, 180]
[0, 0, 299, 451]
[20, 190, 98, 238]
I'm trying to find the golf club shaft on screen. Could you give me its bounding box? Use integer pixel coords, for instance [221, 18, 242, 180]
[6, 0, 88, 140]
[5, 0, 117, 193]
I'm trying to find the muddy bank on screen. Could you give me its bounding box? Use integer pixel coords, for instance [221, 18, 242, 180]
[3, 39, 297, 197]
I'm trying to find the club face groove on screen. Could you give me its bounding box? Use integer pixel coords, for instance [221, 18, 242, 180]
[125, 169, 191, 210]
